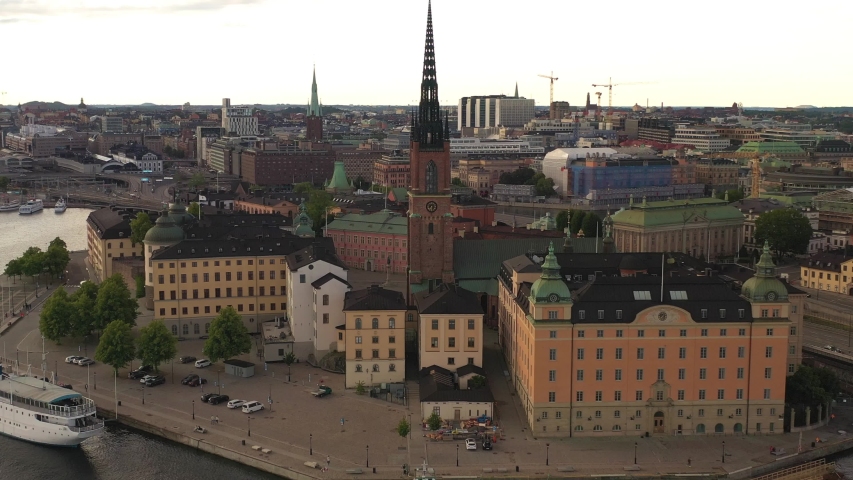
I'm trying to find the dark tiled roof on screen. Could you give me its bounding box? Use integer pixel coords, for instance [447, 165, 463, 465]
[456, 364, 486, 377]
[419, 365, 495, 404]
[800, 252, 850, 272]
[414, 283, 483, 315]
[286, 242, 346, 271]
[572, 276, 753, 324]
[344, 286, 407, 311]
[311, 273, 351, 290]
[151, 234, 321, 260]
[87, 207, 159, 240]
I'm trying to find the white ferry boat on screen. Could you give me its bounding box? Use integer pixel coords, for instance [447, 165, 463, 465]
[0, 366, 104, 447]
[19, 198, 44, 214]
[54, 197, 67, 213]
[0, 198, 20, 212]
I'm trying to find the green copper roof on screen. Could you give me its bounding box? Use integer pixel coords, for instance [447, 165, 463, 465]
[529, 243, 572, 304]
[293, 203, 315, 237]
[741, 241, 788, 303]
[144, 213, 185, 245]
[611, 198, 744, 227]
[326, 210, 408, 235]
[737, 141, 804, 154]
[308, 66, 322, 117]
[326, 161, 352, 193]
[529, 212, 557, 231]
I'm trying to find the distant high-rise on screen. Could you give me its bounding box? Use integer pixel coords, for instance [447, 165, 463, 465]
[457, 92, 535, 130]
[221, 98, 258, 136]
[306, 67, 323, 142]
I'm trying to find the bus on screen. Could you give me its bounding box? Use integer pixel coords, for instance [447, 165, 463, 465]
[141, 178, 149, 183]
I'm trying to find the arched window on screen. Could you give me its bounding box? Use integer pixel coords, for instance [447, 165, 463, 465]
[428, 223, 434, 235]
[372, 318, 379, 329]
[372, 364, 380, 372]
[714, 423, 724, 433]
[389, 318, 396, 329]
[194, 324, 200, 334]
[574, 425, 583, 431]
[355, 318, 362, 329]
[696, 423, 705, 434]
[734, 423, 743, 433]
[425, 161, 438, 194]
[355, 364, 362, 372]
[172, 325, 178, 335]
[182, 324, 189, 335]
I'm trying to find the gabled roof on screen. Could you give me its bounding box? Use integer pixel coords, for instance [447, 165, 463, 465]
[456, 364, 486, 377]
[414, 283, 482, 315]
[286, 242, 346, 271]
[311, 273, 351, 290]
[419, 365, 495, 404]
[344, 285, 407, 311]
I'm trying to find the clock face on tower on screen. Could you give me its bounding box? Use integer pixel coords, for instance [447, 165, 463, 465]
[426, 201, 438, 213]
[766, 291, 777, 301]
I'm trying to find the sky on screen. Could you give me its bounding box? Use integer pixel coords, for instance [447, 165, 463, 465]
[1, 0, 852, 108]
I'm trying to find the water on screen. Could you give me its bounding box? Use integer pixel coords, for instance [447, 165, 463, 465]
[0, 208, 93, 269]
[0, 424, 284, 480]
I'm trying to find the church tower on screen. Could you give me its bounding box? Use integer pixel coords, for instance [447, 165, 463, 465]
[408, 0, 454, 292]
[306, 66, 323, 142]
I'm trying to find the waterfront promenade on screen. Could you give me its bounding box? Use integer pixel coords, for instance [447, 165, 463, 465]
[3, 257, 853, 478]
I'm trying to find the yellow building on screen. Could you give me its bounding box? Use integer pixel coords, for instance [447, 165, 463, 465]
[799, 252, 853, 295]
[86, 207, 147, 282]
[415, 284, 484, 372]
[339, 286, 407, 388]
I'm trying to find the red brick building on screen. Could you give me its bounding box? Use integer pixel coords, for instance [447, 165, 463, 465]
[240, 148, 336, 186]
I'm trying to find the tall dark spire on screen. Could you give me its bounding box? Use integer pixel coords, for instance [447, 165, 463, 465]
[414, 0, 445, 150]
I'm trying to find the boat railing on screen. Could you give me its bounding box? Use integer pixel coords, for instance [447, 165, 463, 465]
[68, 420, 105, 433]
[0, 390, 98, 417]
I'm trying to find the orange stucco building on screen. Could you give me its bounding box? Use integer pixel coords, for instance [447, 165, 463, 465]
[499, 243, 791, 437]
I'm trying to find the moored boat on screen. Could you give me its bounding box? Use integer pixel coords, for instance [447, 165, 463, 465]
[54, 197, 67, 213]
[19, 198, 44, 214]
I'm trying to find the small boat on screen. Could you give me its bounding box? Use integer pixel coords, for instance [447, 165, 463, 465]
[0, 198, 20, 212]
[54, 197, 67, 213]
[19, 199, 44, 214]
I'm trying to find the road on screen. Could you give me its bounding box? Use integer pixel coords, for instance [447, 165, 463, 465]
[804, 320, 853, 352]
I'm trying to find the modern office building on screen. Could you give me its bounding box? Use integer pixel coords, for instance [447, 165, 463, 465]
[498, 243, 791, 437]
[637, 118, 673, 144]
[240, 147, 336, 186]
[672, 125, 730, 152]
[458, 94, 535, 129]
[450, 138, 544, 157]
[221, 98, 258, 136]
[101, 116, 124, 133]
[373, 151, 411, 189]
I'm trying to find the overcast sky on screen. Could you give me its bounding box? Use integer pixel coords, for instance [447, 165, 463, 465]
[1, 0, 851, 108]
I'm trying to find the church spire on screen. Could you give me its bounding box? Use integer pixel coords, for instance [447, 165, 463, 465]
[308, 65, 321, 117]
[514, 82, 519, 98]
[414, 0, 445, 150]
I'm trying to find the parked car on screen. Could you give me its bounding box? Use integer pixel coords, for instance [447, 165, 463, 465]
[201, 393, 217, 403]
[140, 375, 158, 384]
[465, 438, 477, 450]
[226, 399, 245, 409]
[129, 366, 153, 379]
[144, 375, 166, 387]
[482, 438, 493, 450]
[188, 377, 207, 387]
[179, 356, 197, 364]
[77, 358, 95, 366]
[181, 374, 199, 385]
[208, 394, 230, 405]
[194, 359, 211, 368]
[65, 355, 83, 364]
[241, 401, 264, 413]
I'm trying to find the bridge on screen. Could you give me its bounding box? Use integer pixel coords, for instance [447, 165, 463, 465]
[802, 344, 853, 393]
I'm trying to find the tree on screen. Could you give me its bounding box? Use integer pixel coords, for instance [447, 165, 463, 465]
[715, 188, 745, 203]
[134, 275, 145, 298]
[39, 288, 74, 343]
[353, 176, 370, 190]
[188, 173, 207, 190]
[0, 175, 10, 192]
[556, 211, 569, 232]
[451, 177, 465, 187]
[95, 320, 136, 373]
[187, 202, 200, 218]
[499, 168, 536, 185]
[70, 281, 99, 338]
[427, 412, 442, 431]
[754, 208, 812, 258]
[582, 212, 602, 237]
[533, 174, 556, 197]
[306, 189, 335, 233]
[282, 351, 296, 377]
[173, 171, 188, 183]
[469, 375, 487, 389]
[355, 380, 366, 395]
[43, 237, 71, 282]
[203, 306, 251, 363]
[136, 320, 177, 371]
[570, 210, 587, 235]
[396, 417, 411, 439]
[3, 258, 23, 283]
[293, 182, 313, 194]
[129, 212, 153, 247]
[94, 274, 139, 331]
[20, 246, 45, 287]
[786, 366, 840, 408]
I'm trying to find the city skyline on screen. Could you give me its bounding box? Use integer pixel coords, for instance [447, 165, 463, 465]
[1, 0, 851, 108]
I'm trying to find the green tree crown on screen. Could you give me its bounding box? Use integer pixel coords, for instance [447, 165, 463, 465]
[95, 320, 136, 373]
[136, 320, 178, 370]
[94, 274, 139, 331]
[754, 208, 812, 257]
[202, 306, 251, 363]
[130, 212, 153, 246]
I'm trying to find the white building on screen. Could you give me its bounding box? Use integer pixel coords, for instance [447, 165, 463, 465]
[102, 116, 124, 133]
[541, 147, 618, 195]
[285, 243, 348, 360]
[221, 98, 258, 136]
[450, 138, 544, 156]
[311, 272, 351, 356]
[458, 95, 535, 129]
[113, 151, 163, 173]
[672, 125, 730, 152]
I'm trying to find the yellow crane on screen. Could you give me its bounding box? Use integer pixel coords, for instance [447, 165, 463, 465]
[591, 77, 653, 115]
[538, 72, 558, 105]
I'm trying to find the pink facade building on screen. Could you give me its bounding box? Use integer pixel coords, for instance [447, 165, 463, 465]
[325, 210, 409, 273]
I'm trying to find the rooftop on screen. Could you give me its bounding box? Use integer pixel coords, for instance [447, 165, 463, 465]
[311, 272, 352, 290]
[414, 283, 483, 316]
[326, 210, 408, 235]
[151, 234, 323, 261]
[262, 319, 294, 344]
[419, 366, 495, 404]
[286, 242, 346, 271]
[343, 285, 407, 311]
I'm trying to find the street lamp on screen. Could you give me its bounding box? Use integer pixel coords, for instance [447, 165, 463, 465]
[192, 400, 195, 420]
[366, 445, 369, 468]
[722, 441, 726, 464]
[248, 416, 252, 437]
[546, 443, 550, 466]
[456, 443, 459, 466]
[94, 372, 97, 390]
[310, 433, 313, 455]
[142, 383, 145, 405]
[634, 442, 638, 465]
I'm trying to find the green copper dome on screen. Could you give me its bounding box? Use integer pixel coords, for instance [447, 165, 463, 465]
[144, 213, 185, 246]
[168, 201, 195, 226]
[529, 242, 571, 304]
[741, 241, 788, 303]
[293, 203, 315, 237]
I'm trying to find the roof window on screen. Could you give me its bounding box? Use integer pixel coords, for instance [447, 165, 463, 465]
[633, 291, 651, 300]
[670, 291, 688, 300]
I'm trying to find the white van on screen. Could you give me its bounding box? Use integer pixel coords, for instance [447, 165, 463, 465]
[242, 401, 264, 413]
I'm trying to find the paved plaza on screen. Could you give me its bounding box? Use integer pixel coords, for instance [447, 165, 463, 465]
[2, 256, 853, 478]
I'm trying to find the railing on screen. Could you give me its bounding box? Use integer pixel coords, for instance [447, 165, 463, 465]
[68, 420, 105, 433]
[751, 459, 835, 480]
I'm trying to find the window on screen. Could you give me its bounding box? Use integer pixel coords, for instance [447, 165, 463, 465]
[448, 320, 456, 330]
[576, 391, 584, 402]
[372, 336, 379, 344]
[548, 310, 558, 320]
[615, 369, 622, 381]
[616, 311, 623, 320]
[765, 346, 773, 358]
[447, 357, 455, 365]
[678, 368, 685, 380]
[430, 338, 438, 348]
[738, 346, 745, 358]
[468, 319, 475, 330]
[701, 309, 708, 319]
[637, 348, 644, 359]
[699, 368, 707, 380]
[549, 370, 557, 382]
[700, 347, 707, 359]
[595, 369, 603, 381]
[790, 326, 797, 336]
[789, 364, 796, 374]
[765, 368, 772, 379]
[636, 369, 644, 381]
[541, 411, 548, 419]
[549, 330, 557, 338]
[678, 390, 685, 401]
[372, 318, 379, 329]
[577, 348, 584, 360]
[764, 389, 771, 399]
[597, 329, 604, 337]
[737, 367, 744, 379]
[431, 320, 438, 330]
[698, 409, 705, 417]
[766, 328, 774, 336]
[548, 392, 556, 403]
[355, 318, 362, 329]
[467, 337, 475, 347]
[389, 318, 396, 329]
[658, 347, 665, 359]
[322, 313, 329, 324]
[596, 348, 604, 360]
[658, 329, 666, 338]
[577, 330, 585, 338]
[322, 294, 329, 306]
[616, 329, 623, 337]
[614, 392, 622, 401]
[657, 368, 665, 381]
[680, 329, 687, 337]
[738, 327, 746, 335]
[425, 161, 438, 194]
[389, 336, 396, 344]
[701, 328, 708, 336]
[577, 370, 584, 381]
[718, 368, 725, 379]
[679, 347, 686, 359]
[635, 391, 643, 401]
[699, 390, 706, 400]
[615, 348, 623, 360]
[637, 330, 645, 338]
[448, 338, 456, 348]
[550, 349, 557, 360]
[719, 347, 727, 359]
[736, 389, 743, 400]
[655, 391, 664, 401]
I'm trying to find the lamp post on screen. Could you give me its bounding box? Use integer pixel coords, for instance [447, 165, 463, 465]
[546, 443, 550, 466]
[192, 400, 195, 420]
[456, 444, 459, 466]
[310, 433, 313, 455]
[366, 445, 369, 468]
[94, 372, 97, 390]
[634, 442, 638, 465]
[409, 413, 412, 439]
[142, 383, 145, 405]
[722, 441, 726, 464]
[248, 416, 252, 437]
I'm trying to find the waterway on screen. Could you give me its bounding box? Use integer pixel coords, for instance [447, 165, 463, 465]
[0, 207, 93, 269]
[0, 424, 282, 480]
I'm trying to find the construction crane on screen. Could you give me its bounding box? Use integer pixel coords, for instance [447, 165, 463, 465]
[591, 77, 652, 115]
[538, 72, 558, 105]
